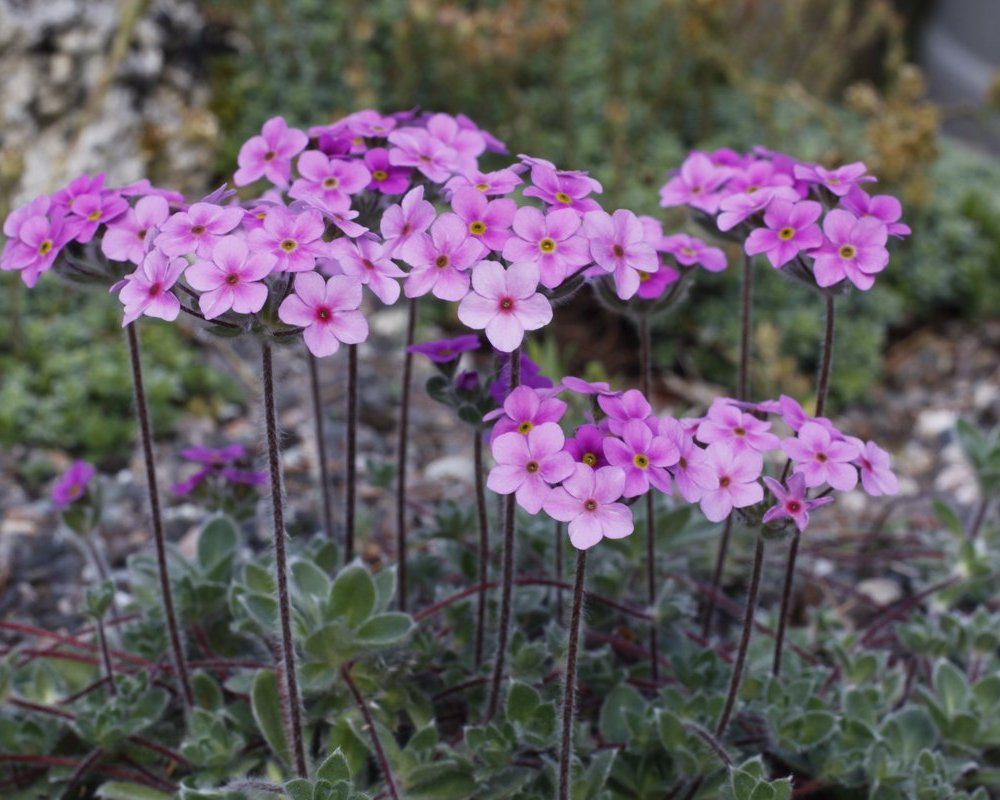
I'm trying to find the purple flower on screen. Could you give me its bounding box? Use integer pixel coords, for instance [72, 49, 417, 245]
[425, 113, 486, 173]
[157, 203, 244, 258]
[52, 460, 96, 509]
[604, 419, 679, 497]
[448, 188, 516, 254]
[455, 370, 480, 392]
[636, 264, 680, 299]
[597, 389, 652, 435]
[247, 206, 328, 273]
[173, 444, 267, 494]
[445, 168, 523, 197]
[364, 147, 410, 194]
[522, 163, 602, 213]
[330, 237, 405, 305]
[278, 272, 369, 358]
[290, 151, 371, 210]
[851, 438, 899, 496]
[584, 209, 658, 300]
[487, 385, 567, 440]
[182, 444, 246, 464]
[659, 233, 727, 272]
[489, 355, 553, 405]
[744, 199, 824, 268]
[381, 185, 436, 257]
[716, 186, 798, 232]
[101, 195, 170, 265]
[561, 377, 619, 397]
[762, 473, 833, 531]
[457, 260, 553, 353]
[782, 422, 860, 490]
[565, 424, 609, 468]
[51, 174, 106, 212]
[408, 334, 481, 363]
[118, 250, 187, 325]
[698, 442, 764, 522]
[657, 418, 718, 503]
[388, 128, 458, 183]
[68, 192, 128, 243]
[185, 236, 275, 319]
[841, 186, 910, 238]
[696, 400, 781, 453]
[343, 109, 397, 138]
[810, 209, 889, 291]
[401, 215, 483, 301]
[1, 197, 78, 287]
[725, 160, 795, 196]
[487, 423, 575, 514]
[502, 207, 591, 289]
[659, 152, 731, 213]
[220, 467, 269, 486]
[234, 116, 309, 187]
[793, 161, 875, 197]
[544, 464, 634, 549]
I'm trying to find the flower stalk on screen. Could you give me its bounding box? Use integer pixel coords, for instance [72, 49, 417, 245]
[345, 343, 359, 561]
[396, 298, 418, 610]
[557, 549, 587, 800]
[306, 352, 335, 542]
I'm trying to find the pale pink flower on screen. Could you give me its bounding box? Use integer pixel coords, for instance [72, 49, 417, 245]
[118, 250, 187, 325]
[502, 207, 591, 289]
[850, 438, 900, 497]
[486, 385, 567, 440]
[234, 116, 309, 187]
[544, 464, 634, 549]
[329, 237, 405, 305]
[457, 260, 553, 352]
[447, 187, 516, 254]
[277, 272, 368, 358]
[782, 422, 860, 490]
[810, 209, 889, 291]
[696, 400, 781, 453]
[157, 203, 244, 258]
[793, 161, 875, 197]
[744, 199, 824, 268]
[659, 152, 731, 213]
[247, 206, 328, 273]
[289, 151, 371, 210]
[487, 423, 575, 514]
[101, 195, 170, 264]
[604, 419, 679, 497]
[698, 442, 764, 522]
[401, 215, 483, 301]
[185, 236, 275, 319]
[380, 186, 436, 257]
[659, 233, 727, 272]
[583, 209, 658, 300]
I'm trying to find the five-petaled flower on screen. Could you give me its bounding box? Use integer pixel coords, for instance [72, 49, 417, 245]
[278, 272, 369, 358]
[457, 260, 553, 352]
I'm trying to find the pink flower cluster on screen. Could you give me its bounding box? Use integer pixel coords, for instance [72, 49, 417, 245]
[660, 148, 909, 291]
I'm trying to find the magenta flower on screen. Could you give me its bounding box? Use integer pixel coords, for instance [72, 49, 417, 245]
[716, 186, 798, 232]
[851, 439, 900, 496]
[487, 423, 575, 514]
[118, 250, 187, 325]
[782, 421, 860, 490]
[793, 161, 875, 197]
[69, 192, 128, 243]
[659, 152, 731, 213]
[698, 442, 764, 522]
[388, 128, 458, 183]
[659, 233, 727, 272]
[565, 424, 609, 469]
[636, 264, 680, 299]
[544, 464, 633, 549]
[522, 163, 602, 213]
[425, 113, 486, 173]
[401, 215, 483, 301]
[381, 185, 436, 257]
[363, 147, 410, 194]
[744, 199, 824, 268]
[561, 377, 619, 397]
[696, 401, 781, 453]
[457, 260, 553, 353]
[489, 354, 553, 405]
[448, 188, 516, 254]
[502, 207, 591, 289]
[234, 116, 309, 187]
[1, 197, 78, 287]
[408, 334, 480, 363]
[247, 206, 328, 273]
[841, 186, 910, 238]
[277, 272, 369, 358]
[329, 237, 405, 305]
[597, 389, 652, 436]
[185, 236, 274, 319]
[604, 420, 679, 497]
[289, 151, 372, 210]
[51, 174, 105, 212]
[762, 473, 833, 532]
[725, 160, 795, 196]
[661, 423, 719, 503]
[172, 444, 267, 494]
[584, 209, 658, 300]
[157, 203, 244, 258]
[52, 460, 97, 509]
[343, 108, 397, 138]
[810, 209, 889, 290]
[487, 385, 567, 440]
[445, 167, 523, 197]
[101, 195, 170, 264]
[182, 444, 247, 464]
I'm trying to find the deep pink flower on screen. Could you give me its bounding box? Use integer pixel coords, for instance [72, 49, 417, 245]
[101, 195, 170, 264]
[636, 263, 681, 299]
[659, 152, 731, 213]
[52, 460, 97, 509]
[380, 185, 436, 257]
[277, 272, 369, 358]
[234, 116, 309, 187]
[841, 186, 910, 238]
[782, 421, 860, 490]
[247, 206, 328, 273]
[522, 163, 602, 213]
[51, 173, 105, 212]
[157, 203, 244, 258]
[487, 385, 567, 440]
[604, 419, 679, 497]
[659, 233, 727, 272]
[447, 188, 516, 254]
[401, 215, 483, 301]
[445, 167, 523, 197]
[408, 334, 481, 363]
[698, 442, 764, 522]
[185, 236, 275, 319]
[68, 192, 128, 243]
[182, 444, 246, 464]
[583, 209, 658, 300]
[118, 250, 187, 325]
[716, 186, 798, 232]
[744, 199, 824, 268]
[696, 401, 781, 453]
[343, 109, 397, 138]
[793, 161, 875, 197]
[388, 128, 458, 183]
[597, 389, 652, 436]
[762, 473, 833, 531]
[457, 260, 553, 352]
[850, 438, 900, 497]
[487, 423, 575, 514]
[363, 147, 410, 194]
[502, 207, 591, 289]
[544, 464, 633, 549]
[810, 209, 889, 290]
[1, 197, 78, 287]
[565, 424, 609, 469]
[725, 160, 795, 196]
[330, 237, 405, 305]
[289, 151, 371, 210]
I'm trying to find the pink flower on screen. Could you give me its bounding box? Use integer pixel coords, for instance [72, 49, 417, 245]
[782, 421, 860, 490]
[185, 236, 275, 319]
[289, 151, 371, 210]
[659, 152, 731, 213]
[793, 161, 875, 197]
[659, 233, 727, 272]
[725, 160, 795, 196]
[329, 237, 405, 305]
[762, 474, 833, 532]
[118, 250, 187, 325]
[447, 188, 516, 254]
[716, 186, 798, 232]
[851, 439, 899, 496]
[277, 272, 369, 358]
[565, 424, 609, 469]
[522, 163, 602, 213]
[51, 173, 105, 212]
[810, 209, 889, 290]
[487, 422, 575, 514]
[343, 109, 397, 138]
[487, 385, 567, 440]
[544, 464, 634, 549]
[744, 199, 824, 268]
[502, 207, 591, 289]
[1, 197, 78, 287]
[457, 260, 553, 352]
[388, 128, 458, 183]
[234, 116, 309, 187]
[401, 215, 483, 301]
[597, 389, 652, 435]
[101, 195, 170, 264]
[696, 400, 781, 453]
[425, 113, 486, 173]
[604, 419, 679, 497]
[68, 192, 128, 243]
[636, 264, 680, 299]
[157, 203, 244, 258]
[698, 442, 764, 522]
[841, 186, 910, 238]
[445, 167, 523, 197]
[656, 418, 719, 503]
[561, 377, 619, 397]
[52, 460, 97, 509]
[583, 209, 658, 300]
[380, 186, 436, 257]
[363, 147, 410, 194]
[247, 206, 328, 273]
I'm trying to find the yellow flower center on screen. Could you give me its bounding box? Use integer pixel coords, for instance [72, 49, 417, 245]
[469, 220, 487, 235]
[323, 177, 339, 188]
[38, 239, 54, 255]
[778, 226, 795, 241]
[633, 453, 650, 468]
[555, 191, 572, 204]
[280, 238, 298, 252]
[517, 420, 534, 434]
[638, 271, 651, 282]
[475, 182, 489, 191]
[582, 452, 597, 466]
[373, 169, 388, 181]
[838, 244, 856, 260]
[525, 460, 540, 474]
[87, 209, 102, 221]
[538, 237, 557, 253]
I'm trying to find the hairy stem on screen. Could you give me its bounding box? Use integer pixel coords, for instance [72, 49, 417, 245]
[396, 298, 418, 611]
[125, 323, 193, 709]
[637, 315, 659, 682]
[554, 521, 564, 624]
[342, 663, 400, 800]
[771, 532, 800, 677]
[345, 343, 359, 561]
[557, 549, 588, 800]
[701, 516, 733, 638]
[60, 747, 103, 800]
[261, 342, 308, 777]
[814, 294, 836, 418]
[486, 347, 521, 721]
[307, 352, 335, 542]
[474, 429, 490, 667]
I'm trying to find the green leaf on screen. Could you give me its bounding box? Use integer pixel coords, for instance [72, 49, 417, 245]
[598, 683, 645, 742]
[973, 675, 1000, 710]
[238, 592, 278, 630]
[798, 711, 836, 746]
[580, 749, 616, 800]
[328, 565, 376, 627]
[372, 566, 396, 613]
[252, 669, 292, 768]
[932, 500, 964, 538]
[191, 671, 224, 710]
[407, 762, 476, 799]
[354, 612, 413, 646]
[293, 559, 332, 600]
[284, 779, 314, 800]
[97, 783, 174, 800]
[506, 681, 540, 725]
[197, 515, 239, 572]
[317, 748, 352, 783]
[933, 659, 969, 718]
[882, 707, 937, 762]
